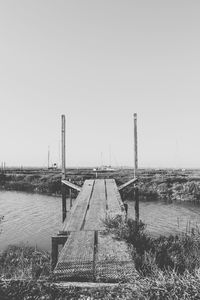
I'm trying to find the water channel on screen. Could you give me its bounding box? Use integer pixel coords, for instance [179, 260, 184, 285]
[0, 191, 200, 252]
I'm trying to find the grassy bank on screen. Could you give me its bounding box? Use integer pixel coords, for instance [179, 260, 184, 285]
[1, 274, 200, 300]
[104, 216, 200, 276]
[1, 218, 200, 299]
[0, 244, 50, 280]
[1, 168, 200, 202]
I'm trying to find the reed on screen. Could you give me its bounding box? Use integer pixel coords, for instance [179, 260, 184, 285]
[0, 244, 51, 280]
[103, 216, 200, 276]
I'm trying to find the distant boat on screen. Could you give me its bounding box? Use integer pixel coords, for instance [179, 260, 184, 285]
[93, 165, 115, 172]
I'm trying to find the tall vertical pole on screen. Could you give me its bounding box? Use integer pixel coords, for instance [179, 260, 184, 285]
[134, 113, 139, 226]
[61, 115, 67, 222]
[134, 113, 138, 177]
[61, 115, 66, 180]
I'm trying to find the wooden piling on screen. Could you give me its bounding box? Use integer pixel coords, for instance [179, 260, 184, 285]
[134, 187, 139, 225]
[61, 115, 66, 180]
[51, 236, 59, 270]
[62, 185, 67, 222]
[51, 235, 68, 270]
[61, 115, 67, 222]
[134, 113, 138, 176]
[134, 113, 139, 225]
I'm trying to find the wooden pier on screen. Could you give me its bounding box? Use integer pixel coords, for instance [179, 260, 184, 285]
[51, 114, 139, 282]
[52, 178, 138, 282]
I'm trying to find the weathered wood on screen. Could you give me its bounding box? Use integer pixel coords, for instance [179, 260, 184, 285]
[53, 282, 119, 288]
[53, 179, 137, 282]
[96, 232, 137, 282]
[134, 187, 139, 225]
[106, 179, 124, 218]
[54, 231, 95, 280]
[51, 235, 68, 270]
[62, 184, 67, 222]
[69, 178, 73, 209]
[61, 115, 66, 180]
[62, 179, 81, 192]
[118, 177, 138, 191]
[52, 236, 59, 270]
[62, 180, 94, 232]
[134, 113, 138, 176]
[84, 179, 107, 231]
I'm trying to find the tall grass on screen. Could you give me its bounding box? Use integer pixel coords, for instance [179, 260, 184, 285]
[103, 215, 200, 276]
[0, 244, 50, 280]
[1, 226, 200, 299]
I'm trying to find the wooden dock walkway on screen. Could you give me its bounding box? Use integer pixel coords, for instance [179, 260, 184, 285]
[52, 179, 137, 282]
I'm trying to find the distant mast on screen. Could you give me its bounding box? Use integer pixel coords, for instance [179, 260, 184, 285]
[48, 146, 50, 169]
[134, 113, 138, 177]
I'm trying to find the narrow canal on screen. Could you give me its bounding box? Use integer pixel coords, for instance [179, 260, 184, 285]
[0, 191, 200, 251]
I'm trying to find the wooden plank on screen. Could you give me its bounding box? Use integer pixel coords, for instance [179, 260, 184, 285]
[96, 232, 138, 282]
[84, 179, 107, 231]
[54, 231, 95, 281]
[106, 179, 124, 218]
[62, 179, 82, 192]
[118, 177, 138, 191]
[62, 180, 94, 232]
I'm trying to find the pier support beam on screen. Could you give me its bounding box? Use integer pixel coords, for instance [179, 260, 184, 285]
[62, 185, 67, 222]
[51, 235, 68, 270]
[134, 187, 139, 224]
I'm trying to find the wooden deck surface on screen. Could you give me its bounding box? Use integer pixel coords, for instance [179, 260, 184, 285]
[62, 180, 94, 232]
[54, 179, 136, 282]
[61, 179, 124, 232]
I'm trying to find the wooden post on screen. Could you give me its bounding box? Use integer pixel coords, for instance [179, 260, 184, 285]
[61, 115, 67, 222]
[69, 179, 72, 209]
[51, 236, 59, 270]
[124, 202, 128, 221]
[134, 187, 139, 225]
[51, 235, 68, 270]
[134, 114, 139, 226]
[61, 115, 66, 180]
[134, 113, 138, 177]
[62, 185, 67, 222]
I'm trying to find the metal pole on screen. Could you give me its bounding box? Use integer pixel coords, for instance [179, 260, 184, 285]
[134, 113, 138, 177]
[61, 115, 67, 222]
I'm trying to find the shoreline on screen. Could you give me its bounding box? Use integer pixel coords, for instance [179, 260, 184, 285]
[1, 168, 200, 202]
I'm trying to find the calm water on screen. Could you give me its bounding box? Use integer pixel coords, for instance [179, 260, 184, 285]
[0, 191, 200, 251]
[127, 200, 200, 236]
[0, 191, 62, 251]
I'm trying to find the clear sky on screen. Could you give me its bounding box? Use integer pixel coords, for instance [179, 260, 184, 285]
[0, 0, 199, 168]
